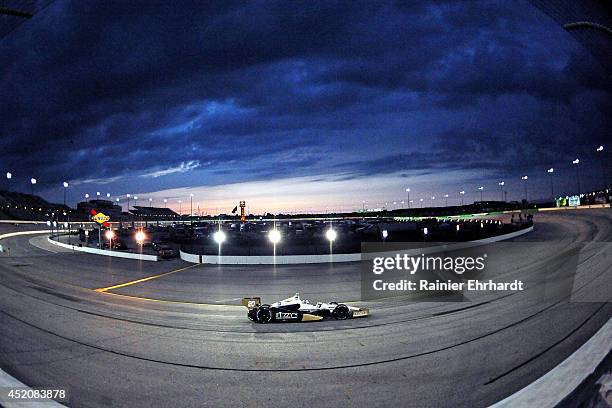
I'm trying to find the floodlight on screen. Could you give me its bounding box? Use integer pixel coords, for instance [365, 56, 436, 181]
[213, 230, 226, 244]
[268, 229, 281, 244]
[105, 230, 114, 240]
[325, 228, 337, 242]
[135, 230, 146, 244]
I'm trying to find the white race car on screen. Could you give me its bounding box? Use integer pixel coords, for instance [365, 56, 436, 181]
[243, 293, 369, 323]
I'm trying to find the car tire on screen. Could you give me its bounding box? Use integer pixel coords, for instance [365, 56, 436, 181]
[256, 306, 273, 324]
[333, 304, 350, 320]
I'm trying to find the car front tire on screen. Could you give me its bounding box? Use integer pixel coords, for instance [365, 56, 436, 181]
[333, 304, 350, 320]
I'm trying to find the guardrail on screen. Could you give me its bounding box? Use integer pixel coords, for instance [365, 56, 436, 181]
[47, 235, 159, 261]
[181, 225, 534, 265]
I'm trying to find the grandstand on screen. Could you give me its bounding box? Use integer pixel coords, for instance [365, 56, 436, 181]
[0, 190, 68, 220]
[130, 206, 179, 220]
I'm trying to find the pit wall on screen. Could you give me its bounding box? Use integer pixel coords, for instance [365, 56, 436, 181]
[181, 225, 533, 265]
[47, 235, 159, 261]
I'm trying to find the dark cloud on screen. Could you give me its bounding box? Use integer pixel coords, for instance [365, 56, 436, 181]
[0, 0, 610, 203]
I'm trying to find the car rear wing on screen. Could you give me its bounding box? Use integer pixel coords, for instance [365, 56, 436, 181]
[242, 297, 261, 309]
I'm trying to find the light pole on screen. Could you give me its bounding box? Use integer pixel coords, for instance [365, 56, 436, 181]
[596, 145, 606, 189]
[572, 158, 580, 195]
[62, 181, 69, 206]
[126, 194, 131, 211]
[547, 168, 554, 202]
[444, 194, 449, 206]
[406, 188, 411, 208]
[431, 196, 435, 207]
[189, 193, 194, 224]
[30, 178, 36, 195]
[478, 186, 484, 202]
[459, 190, 465, 205]
[164, 199, 168, 208]
[419, 198, 424, 208]
[521, 176, 529, 201]
[498, 182, 504, 201]
[6, 172, 11, 191]
[84, 193, 89, 201]
[149, 197, 153, 207]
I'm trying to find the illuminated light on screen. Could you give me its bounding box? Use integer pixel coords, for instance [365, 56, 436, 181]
[547, 168, 554, 173]
[135, 230, 146, 244]
[106, 193, 111, 198]
[6, 172, 11, 179]
[105, 230, 114, 240]
[325, 228, 337, 242]
[459, 191, 465, 195]
[382, 229, 388, 239]
[64, 222, 68, 228]
[268, 229, 281, 244]
[96, 191, 100, 196]
[456, 224, 460, 231]
[521, 176, 528, 180]
[46, 220, 51, 226]
[478, 186, 484, 190]
[63, 181, 69, 188]
[213, 230, 226, 244]
[572, 159, 580, 165]
[116, 198, 120, 202]
[30, 178, 36, 185]
[596, 145, 604, 152]
[84, 230, 89, 237]
[423, 227, 428, 235]
[85, 193, 89, 199]
[498, 181, 505, 186]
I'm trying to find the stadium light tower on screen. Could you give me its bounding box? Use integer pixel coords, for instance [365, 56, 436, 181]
[572, 158, 581, 195]
[521, 176, 529, 201]
[419, 198, 424, 208]
[62, 181, 69, 206]
[149, 197, 153, 207]
[405, 188, 411, 208]
[164, 198, 168, 208]
[596, 145, 607, 189]
[459, 190, 465, 205]
[498, 181, 505, 201]
[478, 186, 484, 202]
[30, 177, 36, 195]
[547, 168, 554, 202]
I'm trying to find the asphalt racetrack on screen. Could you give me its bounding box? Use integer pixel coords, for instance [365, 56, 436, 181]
[0, 209, 610, 407]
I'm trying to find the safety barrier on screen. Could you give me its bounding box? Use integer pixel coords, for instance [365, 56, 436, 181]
[47, 236, 159, 261]
[180, 225, 533, 265]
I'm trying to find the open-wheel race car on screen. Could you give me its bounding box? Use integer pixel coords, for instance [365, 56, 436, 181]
[243, 293, 369, 323]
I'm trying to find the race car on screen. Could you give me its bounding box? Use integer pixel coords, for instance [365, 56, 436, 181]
[243, 293, 369, 323]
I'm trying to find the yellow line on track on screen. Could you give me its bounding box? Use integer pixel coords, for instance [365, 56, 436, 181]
[94, 264, 200, 293]
[97, 290, 243, 308]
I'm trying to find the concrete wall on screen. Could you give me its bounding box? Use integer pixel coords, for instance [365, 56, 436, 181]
[180, 225, 533, 265]
[48, 236, 159, 261]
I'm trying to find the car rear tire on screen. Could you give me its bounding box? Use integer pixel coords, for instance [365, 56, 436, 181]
[256, 306, 273, 323]
[333, 304, 350, 320]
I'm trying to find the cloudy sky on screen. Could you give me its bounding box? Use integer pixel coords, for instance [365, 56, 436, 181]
[0, 0, 610, 214]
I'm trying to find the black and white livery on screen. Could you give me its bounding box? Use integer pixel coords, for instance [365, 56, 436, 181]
[243, 293, 369, 323]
